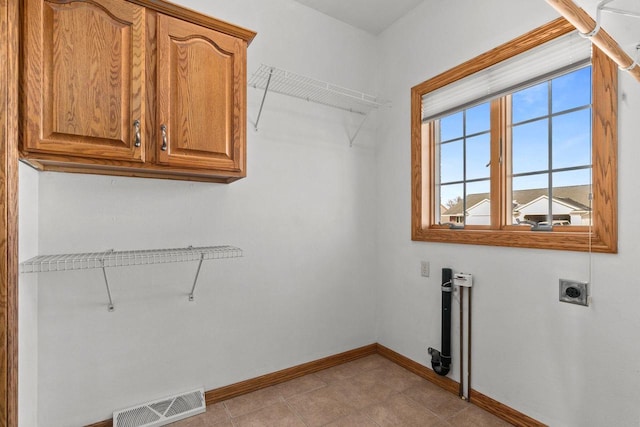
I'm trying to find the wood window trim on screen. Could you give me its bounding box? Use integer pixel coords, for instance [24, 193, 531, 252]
[411, 18, 618, 253]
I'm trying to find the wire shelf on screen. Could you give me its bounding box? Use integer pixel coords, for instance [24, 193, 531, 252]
[248, 64, 388, 115]
[20, 245, 243, 274]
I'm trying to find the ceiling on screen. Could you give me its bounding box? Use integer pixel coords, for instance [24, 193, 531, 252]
[292, 0, 640, 60]
[292, 0, 425, 35]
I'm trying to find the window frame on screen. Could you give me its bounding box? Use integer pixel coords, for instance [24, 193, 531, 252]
[411, 18, 618, 253]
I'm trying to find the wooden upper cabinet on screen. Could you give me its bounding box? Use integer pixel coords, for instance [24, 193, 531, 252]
[23, 0, 146, 162]
[156, 14, 245, 173]
[20, 0, 256, 183]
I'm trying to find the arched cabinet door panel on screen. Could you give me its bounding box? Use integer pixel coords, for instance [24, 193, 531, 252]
[23, 0, 146, 162]
[156, 14, 245, 173]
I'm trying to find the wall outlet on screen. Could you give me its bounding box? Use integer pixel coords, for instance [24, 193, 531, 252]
[421, 261, 430, 277]
[559, 279, 589, 306]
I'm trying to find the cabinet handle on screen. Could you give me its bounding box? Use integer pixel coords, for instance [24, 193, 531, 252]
[160, 124, 168, 151]
[133, 120, 141, 148]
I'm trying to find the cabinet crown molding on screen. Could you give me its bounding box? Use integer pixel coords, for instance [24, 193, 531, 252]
[127, 0, 257, 43]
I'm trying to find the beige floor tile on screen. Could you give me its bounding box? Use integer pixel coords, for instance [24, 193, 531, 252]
[169, 356, 518, 427]
[403, 381, 469, 419]
[286, 385, 353, 427]
[203, 402, 233, 426]
[230, 402, 305, 427]
[355, 364, 426, 393]
[314, 362, 365, 384]
[363, 393, 443, 427]
[272, 374, 327, 398]
[340, 354, 396, 373]
[168, 404, 232, 427]
[223, 387, 283, 418]
[445, 404, 512, 426]
[323, 411, 380, 427]
[326, 375, 398, 410]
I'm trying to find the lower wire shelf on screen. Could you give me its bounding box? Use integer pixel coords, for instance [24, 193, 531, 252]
[20, 245, 243, 311]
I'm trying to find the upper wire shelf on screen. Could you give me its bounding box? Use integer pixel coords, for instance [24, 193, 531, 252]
[20, 245, 243, 273]
[248, 64, 388, 115]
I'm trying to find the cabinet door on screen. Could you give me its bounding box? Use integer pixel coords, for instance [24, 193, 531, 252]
[157, 14, 246, 174]
[23, 0, 145, 162]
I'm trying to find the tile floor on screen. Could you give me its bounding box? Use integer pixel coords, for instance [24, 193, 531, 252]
[171, 354, 511, 426]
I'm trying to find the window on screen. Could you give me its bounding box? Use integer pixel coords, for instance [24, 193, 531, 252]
[411, 18, 617, 252]
[436, 101, 492, 227]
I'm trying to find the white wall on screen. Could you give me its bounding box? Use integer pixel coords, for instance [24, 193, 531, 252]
[34, 1, 379, 425]
[19, 163, 39, 427]
[24, 0, 640, 426]
[376, 1, 640, 426]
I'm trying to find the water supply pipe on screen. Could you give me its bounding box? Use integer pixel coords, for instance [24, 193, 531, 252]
[428, 268, 452, 376]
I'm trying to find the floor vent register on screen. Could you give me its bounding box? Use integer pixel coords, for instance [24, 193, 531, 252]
[113, 389, 205, 427]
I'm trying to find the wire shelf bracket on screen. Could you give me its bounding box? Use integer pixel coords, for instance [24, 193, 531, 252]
[100, 255, 115, 312]
[578, 0, 640, 38]
[599, 0, 640, 19]
[348, 112, 371, 148]
[20, 245, 243, 311]
[579, 0, 640, 72]
[248, 64, 390, 146]
[189, 252, 205, 302]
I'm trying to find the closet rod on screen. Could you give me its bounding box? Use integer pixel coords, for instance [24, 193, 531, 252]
[545, 0, 640, 82]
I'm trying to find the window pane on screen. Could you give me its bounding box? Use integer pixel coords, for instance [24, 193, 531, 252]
[440, 111, 463, 142]
[440, 183, 464, 224]
[466, 133, 490, 180]
[512, 119, 549, 174]
[512, 81, 548, 123]
[553, 168, 590, 188]
[552, 170, 591, 226]
[552, 66, 591, 113]
[552, 109, 591, 169]
[512, 174, 549, 225]
[513, 173, 548, 191]
[465, 180, 490, 225]
[466, 102, 490, 135]
[440, 140, 463, 183]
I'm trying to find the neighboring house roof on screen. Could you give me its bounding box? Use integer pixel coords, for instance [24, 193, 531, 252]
[516, 194, 588, 215]
[516, 194, 591, 214]
[553, 197, 591, 212]
[442, 184, 591, 216]
[442, 193, 486, 216]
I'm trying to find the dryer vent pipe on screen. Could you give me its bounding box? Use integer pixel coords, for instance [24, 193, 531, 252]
[428, 268, 452, 376]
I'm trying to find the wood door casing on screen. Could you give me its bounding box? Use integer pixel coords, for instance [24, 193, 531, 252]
[1, 0, 19, 424]
[157, 14, 245, 173]
[23, 0, 145, 162]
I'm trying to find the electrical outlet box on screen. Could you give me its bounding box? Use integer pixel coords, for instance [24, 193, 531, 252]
[421, 261, 429, 277]
[559, 279, 589, 306]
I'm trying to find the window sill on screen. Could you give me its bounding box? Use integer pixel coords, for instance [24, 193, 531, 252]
[411, 227, 616, 253]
